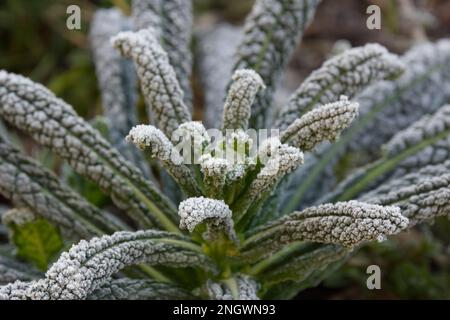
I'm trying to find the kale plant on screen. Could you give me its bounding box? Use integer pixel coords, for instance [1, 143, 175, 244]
[0, 0, 449, 300]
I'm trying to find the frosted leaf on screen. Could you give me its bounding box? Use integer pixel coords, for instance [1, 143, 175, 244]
[206, 274, 259, 300]
[131, 0, 162, 34]
[0, 136, 124, 237]
[178, 197, 236, 243]
[242, 201, 408, 259]
[283, 40, 450, 209]
[132, 0, 193, 108]
[0, 71, 177, 230]
[360, 163, 450, 227]
[126, 125, 201, 196]
[234, 0, 321, 128]
[281, 96, 359, 151]
[88, 278, 194, 300]
[112, 29, 191, 137]
[222, 69, 265, 131]
[349, 40, 450, 154]
[0, 256, 41, 286]
[276, 43, 404, 130]
[198, 24, 242, 129]
[89, 9, 151, 177]
[384, 104, 450, 157]
[0, 230, 215, 300]
[321, 104, 450, 202]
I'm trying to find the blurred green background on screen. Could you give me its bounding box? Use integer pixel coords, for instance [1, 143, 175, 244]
[0, 0, 448, 299]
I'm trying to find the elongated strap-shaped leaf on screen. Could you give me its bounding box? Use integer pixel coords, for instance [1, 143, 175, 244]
[132, 0, 161, 32]
[233, 0, 321, 128]
[113, 29, 191, 138]
[88, 278, 194, 300]
[280, 96, 359, 150]
[233, 138, 304, 225]
[324, 104, 450, 202]
[283, 40, 450, 213]
[0, 256, 41, 285]
[206, 274, 259, 300]
[252, 243, 348, 286]
[126, 125, 201, 196]
[198, 24, 242, 129]
[0, 71, 178, 231]
[0, 230, 215, 300]
[359, 163, 450, 227]
[0, 137, 124, 238]
[132, 0, 193, 108]
[89, 9, 152, 178]
[276, 43, 404, 130]
[221, 69, 265, 131]
[178, 197, 237, 243]
[242, 201, 407, 261]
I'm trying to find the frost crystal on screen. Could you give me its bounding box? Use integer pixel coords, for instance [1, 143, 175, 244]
[234, 0, 321, 128]
[112, 29, 191, 137]
[242, 201, 408, 259]
[276, 43, 404, 130]
[222, 69, 265, 131]
[178, 197, 236, 242]
[281, 96, 359, 151]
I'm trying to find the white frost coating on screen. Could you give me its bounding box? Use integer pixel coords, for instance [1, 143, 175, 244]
[0, 70, 177, 229]
[384, 104, 450, 157]
[89, 9, 151, 177]
[0, 257, 41, 286]
[198, 24, 242, 129]
[127, 125, 179, 163]
[360, 165, 450, 227]
[206, 274, 260, 300]
[281, 96, 359, 150]
[0, 136, 123, 237]
[112, 29, 191, 137]
[199, 154, 232, 198]
[132, 0, 193, 108]
[234, 0, 321, 128]
[178, 197, 236, 242]
[0, 230, 214, 300]
[276, 43, 405, 130]
[350, 40, 450, 154]
[222, 69, 265, 130]
[242, 201, 408, 259]
[126, 125, 200, 196]
[132, 0, 162, 34]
